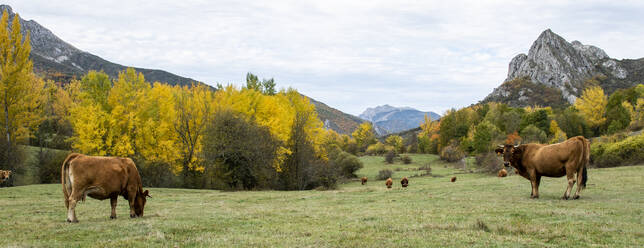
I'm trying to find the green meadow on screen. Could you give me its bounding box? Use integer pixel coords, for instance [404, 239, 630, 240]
[1, 154, 643, 247]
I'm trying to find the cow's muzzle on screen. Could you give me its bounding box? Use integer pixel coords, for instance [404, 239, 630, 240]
[503, 162, 510, 167]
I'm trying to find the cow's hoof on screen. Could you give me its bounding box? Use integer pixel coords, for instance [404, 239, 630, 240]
[561, 195, 569, 200]
[67, 219, 78, 223]
[573, 195, 580, 200]
[530, 195, 539, 199]
[110, 216, 117, 219]
[130, 214, 136, 218]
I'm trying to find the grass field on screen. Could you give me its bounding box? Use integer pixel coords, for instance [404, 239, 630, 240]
[1, 154, 643, 247]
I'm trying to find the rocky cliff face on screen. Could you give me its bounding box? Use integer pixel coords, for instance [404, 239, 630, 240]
[1, 5, 201, 86]
[486, 29, 642, 106]
[359, 105, 440, 136]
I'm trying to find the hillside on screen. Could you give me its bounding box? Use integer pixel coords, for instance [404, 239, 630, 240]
[1, 158, 642, 247]
[307, 97, 365, 135]
[484, 29, 644, 107]
[359, 105, 440, 136]
[1, 5, 201, 86]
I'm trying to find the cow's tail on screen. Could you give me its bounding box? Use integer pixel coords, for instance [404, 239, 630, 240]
[61, 153, 81, 208]
[579, 137, 590, 189]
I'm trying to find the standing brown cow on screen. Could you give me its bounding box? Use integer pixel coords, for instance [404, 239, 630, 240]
[495, 136, 590, 199]
[401, 177, 409, 187]
[62, 153, 150, 223]
[361, 177, 368, 185]
[385, 178, 393, 188]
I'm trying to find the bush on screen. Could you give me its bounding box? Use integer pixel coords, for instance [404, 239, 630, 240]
[591, 133, 644, 167]
[334, 152, 363, 178]
[440, 143, 465, 162]
[365, 142, 387, 155]
[377, 169, 393, 180]
[402, 155, 412, 164]
[475, 152, 503, 174]
[36, 148, 69, 184]
[138, 160, 181, 188]
[384, 150, 396, 164]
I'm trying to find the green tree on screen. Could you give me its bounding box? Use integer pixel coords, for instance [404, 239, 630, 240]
[520, 124, 547, 144]
[472, 120, 501, 153]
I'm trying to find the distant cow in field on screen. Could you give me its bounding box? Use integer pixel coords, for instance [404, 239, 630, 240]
[61, 153, 150, 223]
[495, 136, 590, 199]
[450, 176, 456, 182]
[498, 168, 508, 177]
[361, 177, 368, 185]
[401, 177, 409, 187]
[0, 170, 11, 183]
[385, 178, 393, 188]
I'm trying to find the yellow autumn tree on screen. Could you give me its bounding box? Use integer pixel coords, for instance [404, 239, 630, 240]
[135, 83, 181, 171]
[174, 83, 213, 173]
[0, 10, 45, 148]
[549, 120, 567, 144]
[385, 135, 403, 153]
[352, 122, 376, 151]
[574, 86, 607, 129]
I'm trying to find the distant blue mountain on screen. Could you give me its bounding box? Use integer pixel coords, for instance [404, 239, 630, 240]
[359, 105, 440, 136]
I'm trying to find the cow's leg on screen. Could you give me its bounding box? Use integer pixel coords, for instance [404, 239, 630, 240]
[128, 191, 137, 218]
[529, 171, 539, 199]
[562, 168, 576, 200]
[67, 189, 83, 223]
[110, 196, 118, 219]
[573, 167, 584, 200]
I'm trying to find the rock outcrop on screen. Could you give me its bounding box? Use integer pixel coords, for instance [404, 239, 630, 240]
[485, 29, 642, 107]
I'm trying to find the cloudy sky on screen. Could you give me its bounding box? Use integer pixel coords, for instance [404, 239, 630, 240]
[5, 0, 644, 115]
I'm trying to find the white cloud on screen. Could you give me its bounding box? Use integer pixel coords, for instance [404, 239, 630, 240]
[5, 0, 644, 115]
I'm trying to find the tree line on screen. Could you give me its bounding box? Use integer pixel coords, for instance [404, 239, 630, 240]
[0, 10, 363, 189]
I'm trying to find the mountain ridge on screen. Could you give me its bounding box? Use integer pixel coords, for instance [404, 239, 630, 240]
[359, 105, 440, 136]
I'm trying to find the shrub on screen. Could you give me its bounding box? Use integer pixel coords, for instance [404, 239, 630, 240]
[591, 133, 644, 167]
[475, 152, 503, 174]
[377, 169, 393, 180]
[402, 155, 412, 164]
[440, 143, 465, 162]
[384, 150, 396, 164]
[365, 142, 387, 155]
[334, 152, 363, 178]
[36, 149, 69, 184]
[138, 160, 181, 188]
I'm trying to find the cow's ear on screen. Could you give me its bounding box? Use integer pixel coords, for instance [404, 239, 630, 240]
[143, 190, 151, 198]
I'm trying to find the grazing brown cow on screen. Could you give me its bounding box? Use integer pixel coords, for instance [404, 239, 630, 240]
[401, 177, 409, 187]
[61, 153, 150, 223]
[385, 178, 393, 188]
[450, 176, 456, 182]
[0, 170, 11, 183]
[495, 136, 590, 199]
[361, 177, 368, 185]
[498, 168, 508, 177]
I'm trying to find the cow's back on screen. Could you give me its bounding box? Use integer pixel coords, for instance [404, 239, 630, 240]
[68, 156, 131, 199]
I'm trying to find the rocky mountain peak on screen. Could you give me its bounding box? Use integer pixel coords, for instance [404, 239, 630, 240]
[485, 29, 641, 107]
[501, 29, 618, 104]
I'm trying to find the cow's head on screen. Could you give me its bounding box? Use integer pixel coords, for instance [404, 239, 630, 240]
[0, 170, 11, 183]
[134, 189, 151, 217]
[495, 144, 524, 168]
